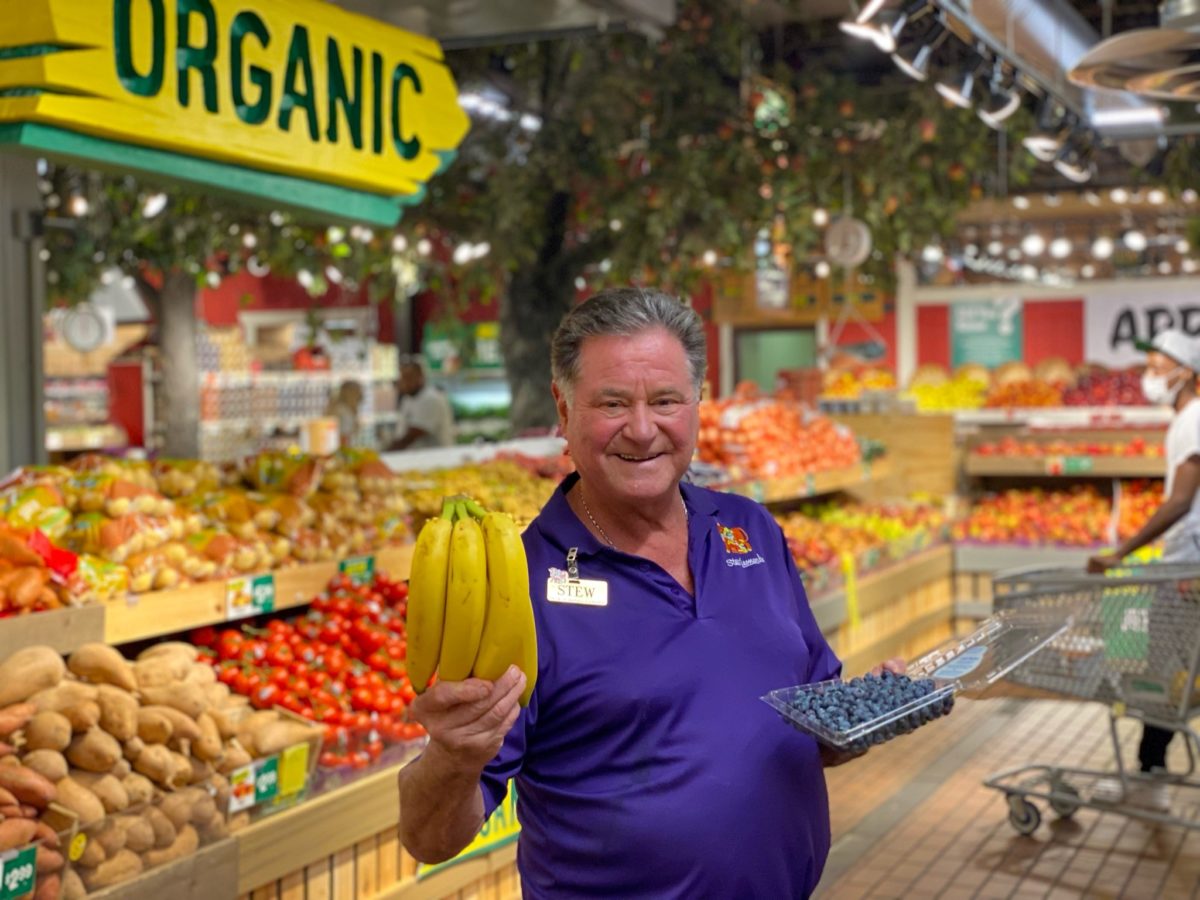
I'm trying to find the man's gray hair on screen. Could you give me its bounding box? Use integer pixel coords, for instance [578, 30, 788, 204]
[551, 287, 707, 402]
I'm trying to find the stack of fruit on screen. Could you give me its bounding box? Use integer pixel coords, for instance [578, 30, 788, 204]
[820, 367, 896, 400]
[398, 460, 560, 528]
[955, 483, 1158, 547]
[1118, 481, 1164, 540]
[697, 392, 861, 480]
[195, 572, 424, 772]
[973, 437, 1164, 458]
[1062, 367, 1147, 406]
[905, 365, 988, 412]
[984, 381, 1064, 408]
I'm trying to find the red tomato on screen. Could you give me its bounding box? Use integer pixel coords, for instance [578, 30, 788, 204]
[351, 687, 375, 712]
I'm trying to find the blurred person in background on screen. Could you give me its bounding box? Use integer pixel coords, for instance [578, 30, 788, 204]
[1089, 328, 1200, 809]
[326, 380, 364, 449]
[388, 360, 454, 450]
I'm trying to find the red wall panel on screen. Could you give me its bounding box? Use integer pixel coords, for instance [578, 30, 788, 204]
[1022, 298, 1084, 365]
[917, 305, 950, 368]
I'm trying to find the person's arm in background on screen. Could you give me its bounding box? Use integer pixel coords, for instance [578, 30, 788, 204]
[1089, 456, 1200, 572]
[398, 668, 525, 863]
[388, 425, 431, 451]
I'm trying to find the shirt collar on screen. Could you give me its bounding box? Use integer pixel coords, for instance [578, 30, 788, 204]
[533, 471, 722, 557]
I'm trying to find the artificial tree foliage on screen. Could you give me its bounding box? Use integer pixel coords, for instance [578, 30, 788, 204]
[43, 0, 1036, 431]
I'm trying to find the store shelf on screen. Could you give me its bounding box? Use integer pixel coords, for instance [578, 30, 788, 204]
[723, 457, 892, 505]
[99, 545, 414, 645]
[45, 424, 127, 452]
[964, 455, 1165, 478]
[955, 407, 1172, 428]
[810, 544, 952, 634]
[954, 543, 1095, 574]
[0, 605, 104, 659]
[90, 838, 238, 900]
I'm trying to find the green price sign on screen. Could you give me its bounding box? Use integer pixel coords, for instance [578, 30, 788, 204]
[227, 574, 275, 621]
[0, 845, 36, 900]
[339, 555, 376, 586]
[1062, 456, 1094, 474]
[255, 756, 280, 805]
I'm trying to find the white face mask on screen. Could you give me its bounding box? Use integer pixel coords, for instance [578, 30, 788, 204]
[1142, 367, 1185, 405]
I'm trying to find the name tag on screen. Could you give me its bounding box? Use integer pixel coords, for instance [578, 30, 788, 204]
[546, 577, 609, 606]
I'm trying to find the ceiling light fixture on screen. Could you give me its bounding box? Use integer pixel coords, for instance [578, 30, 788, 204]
[1021, 233, 1046, 256]
[1092, 235, 1115, 259]
[1049, 236, 1072, 259]
[1124, 229, 1148, 253]
[1022, 94, 1069, 163]
[889, 13, 946, 83]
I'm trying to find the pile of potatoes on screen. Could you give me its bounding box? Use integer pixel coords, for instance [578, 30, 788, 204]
[0, 642, 320, 897]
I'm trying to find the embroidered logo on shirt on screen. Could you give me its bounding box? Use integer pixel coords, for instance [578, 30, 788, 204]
[717, 523, 752, 554]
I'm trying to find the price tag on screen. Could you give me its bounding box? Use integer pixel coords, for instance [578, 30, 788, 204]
[255, 756, 280, 805]
[278, 742, 310, 797]
[1045, 456, 1064, 476]
[0, 845, 36, 900]
[339, 555, 375, 585]
[1063, 456, 1094, 474]
[228, 762, 258, 813]
[226, 573, 275, 621]
[68, 834, 87, 863]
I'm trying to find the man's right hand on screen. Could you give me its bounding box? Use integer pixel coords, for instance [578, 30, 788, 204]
[411, 665, 526, 774]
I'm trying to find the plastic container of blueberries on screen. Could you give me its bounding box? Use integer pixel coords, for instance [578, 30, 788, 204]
[761, 607, 1074, 750]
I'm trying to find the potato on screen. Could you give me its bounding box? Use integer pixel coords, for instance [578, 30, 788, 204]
[96, 685, 138, 742]
[197, 807, 229, 843]
[183, 665, 216, 686]
[76, 835, 106, 868]
[66, 728, 123, 773]
[143, 806, 176, 849]
[24, 711, 71, 752]
[20, 749, 67, 783]
[133, 745, 189, 789]
[210, 773, 231, 812]
[136, 708, 173, 744]
[133, 656, 188, 689]
[249, 718, 318, 758]
[67, 644, 136, 692]
[144, 705, 200, 742]
[139, 684, 207, 719]
[141, 823, 197, 869]
[54, 776, 105, 827]
[159, 788, 201, 830]
[188, 789, 217, 826]
[81, 848, 142, 890]
[123, 737, 145, 762]
[194, 713, 223, 762]
[0, 647, 65, 707]
[202, 682, 231, 709]
[188, 758, 213, 785]
[208, 703, 246, 739]
[112, 757, 131, 778]
[216, 741, 251, 775]
[92, 819, 126, 856]
[228, 811, 250, 833]
[30, 681, 98, 713]
[114, 815, 155, 853]
[72, 771, 130, 813]
[122, 772, 154, 806]
[0, 765, 55, 808]
[136, 643, 196, 664]
[61, 868, 86, 900]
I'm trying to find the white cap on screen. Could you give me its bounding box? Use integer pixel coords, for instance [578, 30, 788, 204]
[1137, 329, 1200, 373]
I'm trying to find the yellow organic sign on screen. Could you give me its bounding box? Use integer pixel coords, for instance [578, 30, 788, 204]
[0, 0, 469, 199]
[416, 782, 520, 880]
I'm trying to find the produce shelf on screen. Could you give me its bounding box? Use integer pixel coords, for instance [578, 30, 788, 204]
[105, 545, 414, 645]
[810, 544, 952, 634]
[955, 407, 1172, 428]
[724, 456, 893, 505]
[89, 837, 238, 900]
[954, 544, 1095, 574]
[44, 423, 128, 452]
[964, 455, 1165, 478]
[0, 604, 104, 658]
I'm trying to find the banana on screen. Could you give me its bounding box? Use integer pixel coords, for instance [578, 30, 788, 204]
[475, 511, 539, 707]
[406, 514, 453, 693]
[439, 506, 488, 682]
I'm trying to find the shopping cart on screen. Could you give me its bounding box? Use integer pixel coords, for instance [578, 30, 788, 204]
[982, 564, 1200, 834]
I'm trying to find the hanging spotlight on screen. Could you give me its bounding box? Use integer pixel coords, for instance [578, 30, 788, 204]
[856, 0, 889, 23]
[1022, 94, 1069, 162]
[1123, 229, 1148, 252]
[890, 11, 946, 82]
[977, 61, 1021, 129]
[1052, 134, 1097, 184]
[935, 46, 984, 109]
[1092, 235, 1115, 259]
[1081, 263, 1097, 278]
[1049, 235, 1072, 259]
[1021, 233, 1046, 256]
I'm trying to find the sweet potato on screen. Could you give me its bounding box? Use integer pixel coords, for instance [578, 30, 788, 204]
[141, 823, 197, 868]
[137, 642, 196, 664]
[136, 708, 173, 744]
[0, 787, 14, 806]
[32, 872, 60, 900]
[8, 568, 47, 609]
[20, 750, 67, 783]
[35, 844, 63, 874]
[71, 771, 129, 813]
[0, 647, 64, 706]
[139, 684, 207, 719]
[67, 644, 136, 692]
[158, 791, 195, 831]
[54, 776, 104, 826]
[111, 757, 131, 778]
[249, 717, 318, 758]
[91, 820, 126, 856]
[96, 685, 138, 742]
[123, 737, 145, 762]
[133, 744, 189, 789]
[193, 712, 223, 762]
[61, 868, 86, 900]
[144, 705, 200, 742]
[197, 806, 229, 842]
[32, 821, 59, 850]
[208, 702, 246, 739]
[0, 765, 55, 807]
[0, 702, 36, 738]
[228, 811, 250, 832]
[188, 758, 213, 785]
[202, 682, 231, 709]
[81, 848, 142, 890]
[121, 772, 154, 806]
[66, 728, 122, 773]
[183, 664, 216, 686]
[143, 806, 176, 849]
[23, 712, 71, 752]
[216, 741, 252, 775]
[114, 815, 155, 853]
[0, 817, 37, 851]
[60, 701, 100, 734]
[77, 836, 106, 867]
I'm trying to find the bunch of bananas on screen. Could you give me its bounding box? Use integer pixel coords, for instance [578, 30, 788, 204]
[407, 496, 537, 706]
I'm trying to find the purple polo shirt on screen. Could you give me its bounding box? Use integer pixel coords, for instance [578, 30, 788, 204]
[479, 473, 842, 898]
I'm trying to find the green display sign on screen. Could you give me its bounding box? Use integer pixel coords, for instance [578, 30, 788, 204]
[950, 299, 1023, 368]
[0, 846, 36, 900]
[339, 555, 376, 585]
[255, 756, 280, 805]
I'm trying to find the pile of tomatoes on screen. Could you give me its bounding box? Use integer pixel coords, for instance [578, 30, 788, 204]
[192, 571, 426, 771]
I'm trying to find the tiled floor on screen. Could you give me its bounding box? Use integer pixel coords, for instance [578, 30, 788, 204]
[818, 692, 1200, 899]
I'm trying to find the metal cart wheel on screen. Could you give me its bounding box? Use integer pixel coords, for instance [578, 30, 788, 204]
[1007, 796, 1041, 835]
[1049, 783, 1082, 818]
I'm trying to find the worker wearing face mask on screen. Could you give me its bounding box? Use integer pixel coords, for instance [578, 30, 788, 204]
[1089, 328, 1200, 808]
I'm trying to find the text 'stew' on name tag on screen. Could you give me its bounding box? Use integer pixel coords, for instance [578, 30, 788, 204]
[547, 577, 609, 606]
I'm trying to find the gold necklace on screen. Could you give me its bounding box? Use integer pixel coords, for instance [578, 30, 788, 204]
[578, 488, 687, 549]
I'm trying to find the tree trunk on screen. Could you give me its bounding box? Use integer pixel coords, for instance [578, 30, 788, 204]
[157, 271, 202, 457]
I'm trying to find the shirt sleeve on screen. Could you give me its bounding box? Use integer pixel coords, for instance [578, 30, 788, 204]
[479, 689, 538, 818]
[773, 516, 843, 684]
[405, 391, 444, 434]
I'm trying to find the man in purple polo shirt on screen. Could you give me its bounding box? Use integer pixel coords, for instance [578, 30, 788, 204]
[399, 288, 899, 897]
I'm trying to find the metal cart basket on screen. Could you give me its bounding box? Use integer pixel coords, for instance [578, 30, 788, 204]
[983, 564, 1200, 834]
